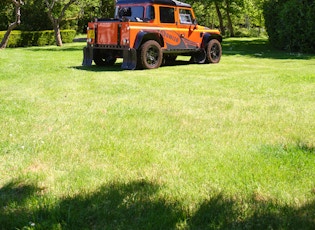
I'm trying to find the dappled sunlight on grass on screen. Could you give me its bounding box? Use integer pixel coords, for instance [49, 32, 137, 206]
[1, 38, 315, 228]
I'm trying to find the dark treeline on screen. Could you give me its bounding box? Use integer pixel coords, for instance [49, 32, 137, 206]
[0, 0, 314, 52]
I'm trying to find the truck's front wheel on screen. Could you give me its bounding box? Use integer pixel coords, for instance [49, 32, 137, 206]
[94, 50, 116, 66]
[139, 40, 163, 69]
[206, 39, 222, 64]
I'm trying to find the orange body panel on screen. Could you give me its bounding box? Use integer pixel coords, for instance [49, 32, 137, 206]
[88, 21, 220, 50]
[87, 3, 221, 51]
[97, 23, 119, 45]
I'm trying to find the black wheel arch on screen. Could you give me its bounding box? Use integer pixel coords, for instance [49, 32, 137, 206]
[134, 31, 164, 50]
[201, 33, 222, 48]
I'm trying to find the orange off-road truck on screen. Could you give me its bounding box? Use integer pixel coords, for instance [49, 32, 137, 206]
[82, 0, 222, 70]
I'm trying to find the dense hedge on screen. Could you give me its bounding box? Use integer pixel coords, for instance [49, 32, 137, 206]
[263, 0, 315, 53]
[0, 30, 76, 47]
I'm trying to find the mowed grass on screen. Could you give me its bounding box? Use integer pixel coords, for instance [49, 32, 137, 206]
[0, 38, 315, 229]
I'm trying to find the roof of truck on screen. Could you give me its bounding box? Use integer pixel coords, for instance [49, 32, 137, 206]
[116, 0, 191, 8]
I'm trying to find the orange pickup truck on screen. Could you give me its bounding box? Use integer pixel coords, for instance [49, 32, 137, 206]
[82, 0, 222, 70]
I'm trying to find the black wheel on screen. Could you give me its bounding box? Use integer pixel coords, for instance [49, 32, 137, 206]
[190, 49, 206, 64]
[206, 39, 222, 63]
[139, 40, 163, 69]
[93, 49, 117, 66]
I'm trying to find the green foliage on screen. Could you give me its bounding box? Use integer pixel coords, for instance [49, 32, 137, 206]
[77, 0, 115, 33]
[0, 0, 14, 31]
[234, 26, 266, 37]
[0, 30, 76, 47]
[264, 0, 315, 53]
[60, 29, 77, 43]
[0, 0, 266, 38]
[0, 31, 22, 47]
[20, 0, 52, 31]
[186, 0, 265, 37]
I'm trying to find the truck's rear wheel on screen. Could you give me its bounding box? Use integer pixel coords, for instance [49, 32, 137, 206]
[94, 50, 117, 66]
[206, 39, 222, 63]
[139, 40, 163, 69]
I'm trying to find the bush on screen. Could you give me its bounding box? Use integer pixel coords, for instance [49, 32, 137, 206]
[60, 30, 77, 43]
[0, 30, 76, 47]
[263, 0, 315, 53]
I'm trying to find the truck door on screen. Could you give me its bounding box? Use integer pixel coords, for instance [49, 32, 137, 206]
[158, 6, 182, 50]
[177, 8, 201, 49]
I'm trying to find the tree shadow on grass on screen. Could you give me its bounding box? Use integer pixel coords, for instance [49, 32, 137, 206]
[0, 180, 43, 229]
[0, 179, 184, 229]
[223, 38, 315, 60]
[48, 180, 183, 229]
[189, 193, 315, 229]
[1, 179, 315, 229]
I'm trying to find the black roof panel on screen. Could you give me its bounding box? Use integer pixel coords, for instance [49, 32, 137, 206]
[116, 0, 191, 7]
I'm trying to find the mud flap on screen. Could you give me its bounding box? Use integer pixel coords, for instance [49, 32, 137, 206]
[82, 46, 93, 66]
[121, 48, 137, 70]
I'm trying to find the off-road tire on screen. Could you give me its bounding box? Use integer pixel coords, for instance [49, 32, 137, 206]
[93, 50, 117, 66]
[206, 39, 222, 64]
[139, 40, 163, 69]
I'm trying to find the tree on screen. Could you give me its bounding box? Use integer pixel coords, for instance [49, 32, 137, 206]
[213, 0, 224, 35]
[44, 0, 78, 46]
[77, 0, 115, 34]
[264, 0, 315, 52]
[0, 0, 14, 31]
[0, 0, 24, 49]
[242, 0, 265, 36]
[99, 0, 115, 18]
[224, 0, 234, 37]
[21, 0, 51, 31]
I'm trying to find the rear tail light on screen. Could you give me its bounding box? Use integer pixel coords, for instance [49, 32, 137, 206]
[87, 27, 95, 43]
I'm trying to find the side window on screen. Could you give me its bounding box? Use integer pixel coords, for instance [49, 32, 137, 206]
[116, 6, 144, 21]
[159, 6, 175, 23]
[145, 5, 155, 20]
[130, 6, 144, 20]
[179, 9, 193, 24]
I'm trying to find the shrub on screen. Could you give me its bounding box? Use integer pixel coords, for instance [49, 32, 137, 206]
[263, 0, 315, 53]
[60, 30, 77, 43]
[0, 30, 76, 47]
[0, 31, 22, 47]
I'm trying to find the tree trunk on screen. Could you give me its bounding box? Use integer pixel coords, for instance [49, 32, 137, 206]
[225, 0, 235, 37]
[0, 22, 18, 49]
[45, 0, 77, 47]
[46, 8, 63, 46]
[51, 18, 63, 46]
[0, 0, 23, 49]
[214, 1, 225, 36]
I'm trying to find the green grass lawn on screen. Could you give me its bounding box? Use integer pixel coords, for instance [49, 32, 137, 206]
[0, 38, 315, 229]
